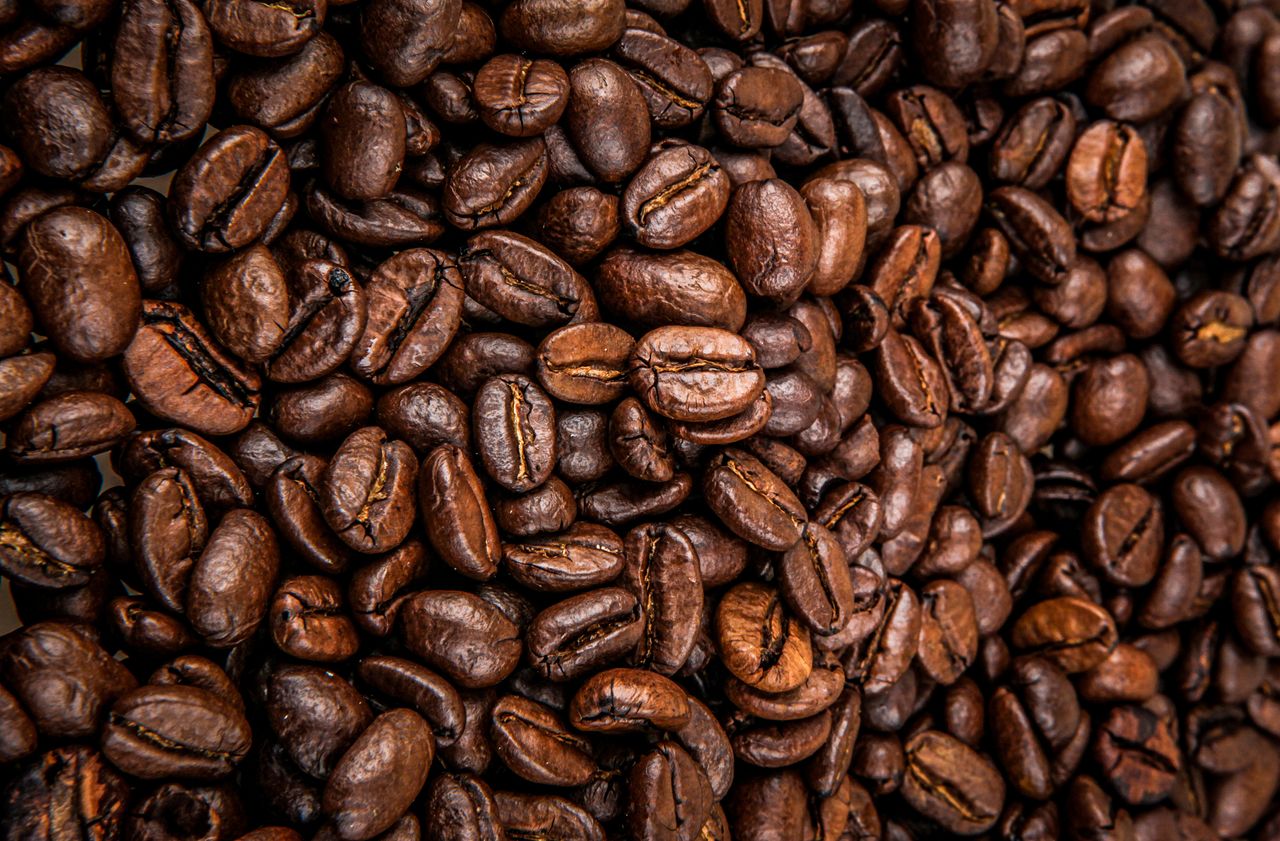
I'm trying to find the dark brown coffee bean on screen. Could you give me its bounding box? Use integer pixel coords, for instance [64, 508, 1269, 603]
[628, 741, 713, 841]
[623, 522, 702, 674]
[1011, 596, 1118, 673]
[499, 0, 623, 56]
[630, 327, 764, 423]
[131, 467, 207, 610]
[17, 207, 141, 363]
[204, 0, 323, 58]
[537, 186, 620, 265]
[268, 574, 358, 662]
[402, 590, 522, 688]
[714, 66, 802, 149]
[186, 508, 280, 647]
[321, 426, 417, 554]
[323, 709, 434, 841]
[200, 244, 289, 365]
[490, 694, 597, 786]
[901, 730, 1004, 834]
[170, 125, 289, 253]
[704, 447, 806, 551]
[2, 747, 130, 840]
[495, 791, 605, 841]
[444, 138, 548, 230]
[536, 322, 634, 405]
[725, 178, 818, 306]
[226, 32, 343, 139]
[569, 667, 690, 732]
[715, 582, 813, 694]
[4, 67, 112, 180]
[320, 81, 405, 202]
[348, 539, 429, 637]
[473, 54, 569, 137]
[526, 587, 642, 681]
[350, 248, 463, 385]
[102, 684, 252, 779]
[622, 143, 729, 249]
[7, 391, 136, 464]
[503, 521, 624, 593]
[459, 230, 598, 328]
[566, 58, 650, 182]
[266, 663, 372, 779]
[595, 247, 747, 332]
[359, 0, 460, 86]
[0, 622, 136, 739]
[472, 373, 556, 493]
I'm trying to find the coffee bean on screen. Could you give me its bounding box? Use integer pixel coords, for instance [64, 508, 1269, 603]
[169, 125, 289, 253]
[323, 709, 434, 841]
[102, 684, 252, 779]
[18, 207, 140, 363]
[321, 427, 418, 554]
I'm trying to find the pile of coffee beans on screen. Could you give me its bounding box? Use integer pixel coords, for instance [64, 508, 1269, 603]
[2, 0, 1280, 837]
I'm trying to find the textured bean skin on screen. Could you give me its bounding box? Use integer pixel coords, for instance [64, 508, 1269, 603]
[1, 2, 1279, 839]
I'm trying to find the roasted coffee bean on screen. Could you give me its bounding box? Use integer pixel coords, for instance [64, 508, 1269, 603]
[566, 58, 650, 182]
[131, 467, 207, 609]
[226, 32, 344, 139]
[503, 521, 624, 592]
[630, 326, 765, 423]
[323, 709, 434, 841]
[268, 574, 359, 661]
[623, 522, 702, 674]
[2, 0, 1279, 835]
[444, 138, 548, 231]
[704, 447, 806, 550]
[1083, 483, 1164, 586]
[526, 587, 642, 681]
[1, 621, 137, 738]
[622, 143, 729, 249]
[169, 125, 289, 253]
[17, 207, 140, 363]
[569, 667, 690, 732]
[901, 730, 1004, 834]
[459, 230, 597, 328]
[2, 747, 130, 839]
[7, 391, 136, 464]
[536, 322, 634, 405]
[350, 248, 462, 385]
[490, 694, 597, 786]
[186, 509, 280, 647]
[473, 373, 556, 493]
[1012, 596, 1118, 673]
[401, 590, 522, 688]
[102, 684, 252, 779]
[123, 300, 262, 436]
[266, 664, 371, 779]
[321, 426, 417, 554]
[724, 178, 818, 306]
[595, 247, 747, 331]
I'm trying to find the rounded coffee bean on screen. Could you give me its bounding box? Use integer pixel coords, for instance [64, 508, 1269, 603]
[17, 207, 141, 363]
